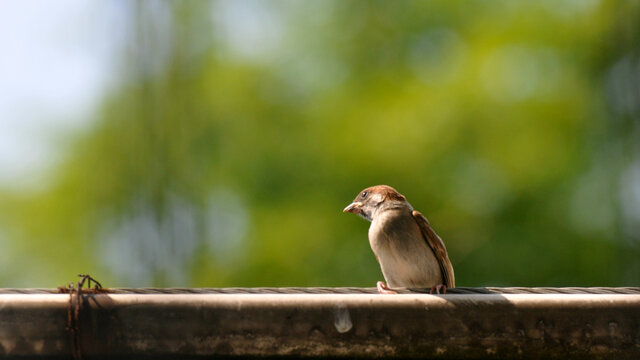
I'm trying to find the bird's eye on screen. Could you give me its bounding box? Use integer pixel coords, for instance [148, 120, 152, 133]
[361, 191, 368, 198]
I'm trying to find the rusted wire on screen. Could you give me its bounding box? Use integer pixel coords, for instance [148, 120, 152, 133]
[56, 274, 104, 360]
[0, 286, 637, 295]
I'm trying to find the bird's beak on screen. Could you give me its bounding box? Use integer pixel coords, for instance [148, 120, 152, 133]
[343, 201, 363, 213]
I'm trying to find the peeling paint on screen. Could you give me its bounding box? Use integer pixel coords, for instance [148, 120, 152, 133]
[0, 340, 15, 354]
[333, 304, 352, 333]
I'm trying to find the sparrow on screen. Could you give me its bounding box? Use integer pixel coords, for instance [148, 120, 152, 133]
[343, 185, 455, 294]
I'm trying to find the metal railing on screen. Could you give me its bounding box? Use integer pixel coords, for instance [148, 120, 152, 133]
[0, 285, 638, 359]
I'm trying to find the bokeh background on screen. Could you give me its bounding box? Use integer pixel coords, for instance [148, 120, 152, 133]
[1, 0, 639, 288]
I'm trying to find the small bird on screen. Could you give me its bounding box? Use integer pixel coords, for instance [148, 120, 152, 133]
[343, 185, 455, 294]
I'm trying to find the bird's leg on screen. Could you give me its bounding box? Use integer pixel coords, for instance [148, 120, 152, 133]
[376, 281, 397, 294]
[430, 284, 447, 294]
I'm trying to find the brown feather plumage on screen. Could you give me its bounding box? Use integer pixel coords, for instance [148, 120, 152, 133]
[412, 210, 455, 288]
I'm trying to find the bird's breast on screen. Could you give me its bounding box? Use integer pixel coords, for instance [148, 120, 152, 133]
[368, 211, 442, 288]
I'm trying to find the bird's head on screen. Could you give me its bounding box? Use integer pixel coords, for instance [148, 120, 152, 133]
[343, 185, 408, 221]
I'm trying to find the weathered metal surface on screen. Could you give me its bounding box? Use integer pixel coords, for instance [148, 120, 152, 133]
[0, 293, 639, 359]
[0, 295, 69, 357]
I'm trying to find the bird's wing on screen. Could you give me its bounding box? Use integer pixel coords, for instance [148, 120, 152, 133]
[412, 210, 455, 288]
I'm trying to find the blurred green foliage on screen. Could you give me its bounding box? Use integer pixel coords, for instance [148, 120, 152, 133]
[1, 0, 639, 287]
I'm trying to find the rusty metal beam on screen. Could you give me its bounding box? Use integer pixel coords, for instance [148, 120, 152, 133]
[0, 293, 639, 359]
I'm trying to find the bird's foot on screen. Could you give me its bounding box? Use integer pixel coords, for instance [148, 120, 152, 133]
[377, 281, 397, 294]
[430, 284, 447, 294]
